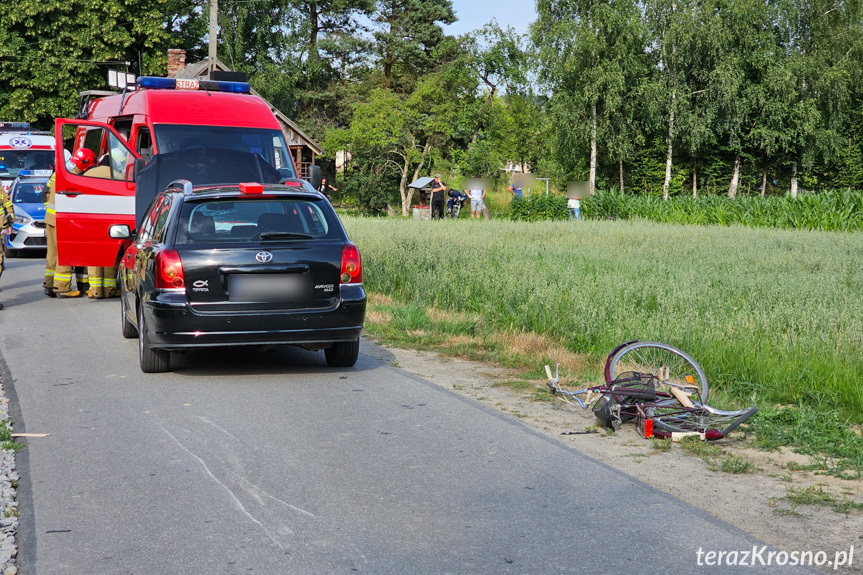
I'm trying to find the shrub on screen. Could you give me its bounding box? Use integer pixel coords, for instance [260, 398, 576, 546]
[339, 172, 395, 216]
[509, 193, 568, 221]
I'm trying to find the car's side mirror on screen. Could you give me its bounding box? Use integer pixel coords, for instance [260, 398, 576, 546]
[307, 164, 321, 192]
[133, 158, 147, 182]
[108, 224, 133, 239]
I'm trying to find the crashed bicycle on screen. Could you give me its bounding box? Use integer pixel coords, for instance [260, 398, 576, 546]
[545, 341, 757, 441]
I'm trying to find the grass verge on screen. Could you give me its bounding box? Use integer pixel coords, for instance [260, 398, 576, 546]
[347, 216, 863, 472]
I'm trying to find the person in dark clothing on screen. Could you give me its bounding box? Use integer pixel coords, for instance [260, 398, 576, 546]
[430, 174, 446, 220]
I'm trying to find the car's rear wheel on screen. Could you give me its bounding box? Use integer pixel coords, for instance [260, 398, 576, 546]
[120, 294, 137, 339]
[324, 339, 360, 367]
[138, 305, 170, 373]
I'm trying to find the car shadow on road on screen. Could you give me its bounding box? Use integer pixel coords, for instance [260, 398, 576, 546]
[166, 340, 380, 377]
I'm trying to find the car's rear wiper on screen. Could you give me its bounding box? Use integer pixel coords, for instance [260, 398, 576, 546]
[259, 232, 313, 240]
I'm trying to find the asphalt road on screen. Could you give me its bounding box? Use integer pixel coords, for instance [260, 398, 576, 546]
[0, 255, 815, 574]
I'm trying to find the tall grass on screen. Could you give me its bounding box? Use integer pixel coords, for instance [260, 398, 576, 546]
[583, 188, 863, 232]
[345, 217, 863, 421]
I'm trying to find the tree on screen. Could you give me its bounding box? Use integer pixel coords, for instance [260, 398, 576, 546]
[219, 0, 292, 71]
[779, 0, 863, 196]
[164, 0, 209, 64]
[643, 0, 702, 200]
[463, 22, 527, 143]
[289, 0, 375, 60]
[371, 0, 456, 90]
[0, 0, 171, 128]
[534, 0, 650, 192]
[326, 53, 472, 216]
[326, 88, 428, 215]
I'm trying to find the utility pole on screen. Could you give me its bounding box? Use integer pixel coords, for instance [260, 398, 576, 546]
[208, 0, 218, 75]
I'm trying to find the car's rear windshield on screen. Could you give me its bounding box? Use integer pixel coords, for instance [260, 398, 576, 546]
[175, 197, 341, 246]
[12, 181, 46, 204]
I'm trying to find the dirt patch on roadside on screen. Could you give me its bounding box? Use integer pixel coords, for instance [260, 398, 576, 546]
[363, 339, 863, 572]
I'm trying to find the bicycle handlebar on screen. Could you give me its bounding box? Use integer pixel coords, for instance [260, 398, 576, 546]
[545, 364, 587, 409]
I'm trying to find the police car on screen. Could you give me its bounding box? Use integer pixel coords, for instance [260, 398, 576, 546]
[3, 170, 50, 257]
[0, 122, 55, 193]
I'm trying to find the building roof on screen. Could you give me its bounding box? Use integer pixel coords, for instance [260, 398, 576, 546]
[408, 176, 435, 189]
[170, 58, 323, 156]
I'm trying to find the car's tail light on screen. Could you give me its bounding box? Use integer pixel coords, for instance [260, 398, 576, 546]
[340, 243, 362, 284]
[155, 249, 185, 289]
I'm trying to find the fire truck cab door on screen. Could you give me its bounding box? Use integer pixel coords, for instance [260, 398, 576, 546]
[54, 119, 140, 267]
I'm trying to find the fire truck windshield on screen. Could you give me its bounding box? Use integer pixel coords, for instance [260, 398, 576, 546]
[153, 125, 296, 179]
[0, 150, 55, 177]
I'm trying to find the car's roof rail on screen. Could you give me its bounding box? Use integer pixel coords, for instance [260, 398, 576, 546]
[166, 179, 194, 196]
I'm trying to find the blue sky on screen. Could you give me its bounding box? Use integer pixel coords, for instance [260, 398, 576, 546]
[444, 0, 537, 37]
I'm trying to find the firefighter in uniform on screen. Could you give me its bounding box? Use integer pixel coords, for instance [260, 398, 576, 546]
[0, 184, 14, 310]
[44, 148, 96, 297]
[81, 151, 120, 299]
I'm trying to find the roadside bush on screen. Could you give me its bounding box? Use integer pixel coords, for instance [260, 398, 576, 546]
[509, 193, 568, 221]
[339, 172, 394, 216]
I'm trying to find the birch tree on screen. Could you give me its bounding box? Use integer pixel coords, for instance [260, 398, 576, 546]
[534, 0, 648, 192]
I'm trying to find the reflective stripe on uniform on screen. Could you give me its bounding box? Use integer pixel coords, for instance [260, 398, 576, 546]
[103, 278, 117, 288]
[55, 194, 134, 216]
[54, 272, 72, 281]
[89, 277, 104, 287]
[44, 269, 55, 278]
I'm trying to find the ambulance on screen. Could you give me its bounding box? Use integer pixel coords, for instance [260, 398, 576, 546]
[52, 76, 318, 267]
[0, 122, 55, 193]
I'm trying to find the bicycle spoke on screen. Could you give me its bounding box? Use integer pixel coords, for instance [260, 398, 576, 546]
[646, 404, 757, 439]
[608, 341, 708, 404]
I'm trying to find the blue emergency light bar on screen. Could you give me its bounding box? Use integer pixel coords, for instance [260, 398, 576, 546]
[136, 76, 251, 94]
[0, 122, 31, 133]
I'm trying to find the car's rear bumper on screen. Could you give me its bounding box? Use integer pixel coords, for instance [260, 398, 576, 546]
[141, 285, 366, 351]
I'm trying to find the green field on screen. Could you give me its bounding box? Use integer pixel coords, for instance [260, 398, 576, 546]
[344, 217, 863, 423]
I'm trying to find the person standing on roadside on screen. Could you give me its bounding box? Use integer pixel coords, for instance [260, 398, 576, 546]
[508, 181, 523, 202]
[430, 174, 446, 220]
[0, 182, 13, 309]
[319, 177, 337, 201]
[83, 149, 123, 299]
[568, 196, 582, 220]
[466, 185, 485, 220]
[44, 148, 97, 298]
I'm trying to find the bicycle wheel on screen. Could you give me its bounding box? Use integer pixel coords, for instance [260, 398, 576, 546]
[606, 341, 709, 404]
[645, 404, 757, 440]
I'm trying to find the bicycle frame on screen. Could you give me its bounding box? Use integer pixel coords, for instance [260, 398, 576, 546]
[545, 363, 756, 440]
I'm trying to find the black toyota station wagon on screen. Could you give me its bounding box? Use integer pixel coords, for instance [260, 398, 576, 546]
[113, 176, 366, 373]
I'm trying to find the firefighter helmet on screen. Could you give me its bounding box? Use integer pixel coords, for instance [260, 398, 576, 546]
[70, 148, 97, 172]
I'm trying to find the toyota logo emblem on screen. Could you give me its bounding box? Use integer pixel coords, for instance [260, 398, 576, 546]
[255, 251, 273, 263]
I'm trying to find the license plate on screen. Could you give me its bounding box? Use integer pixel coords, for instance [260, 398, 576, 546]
[228, 273, 310, 302]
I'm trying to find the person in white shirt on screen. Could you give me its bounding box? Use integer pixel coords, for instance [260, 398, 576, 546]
[568, 197, 581, 220]
[466, 186, 485, 219]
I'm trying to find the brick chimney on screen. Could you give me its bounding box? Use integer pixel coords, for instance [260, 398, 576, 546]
[167, 49, 186, 77]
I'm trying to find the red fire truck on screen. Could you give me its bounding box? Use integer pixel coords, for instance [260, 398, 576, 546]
[53, 76, 316, 267]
